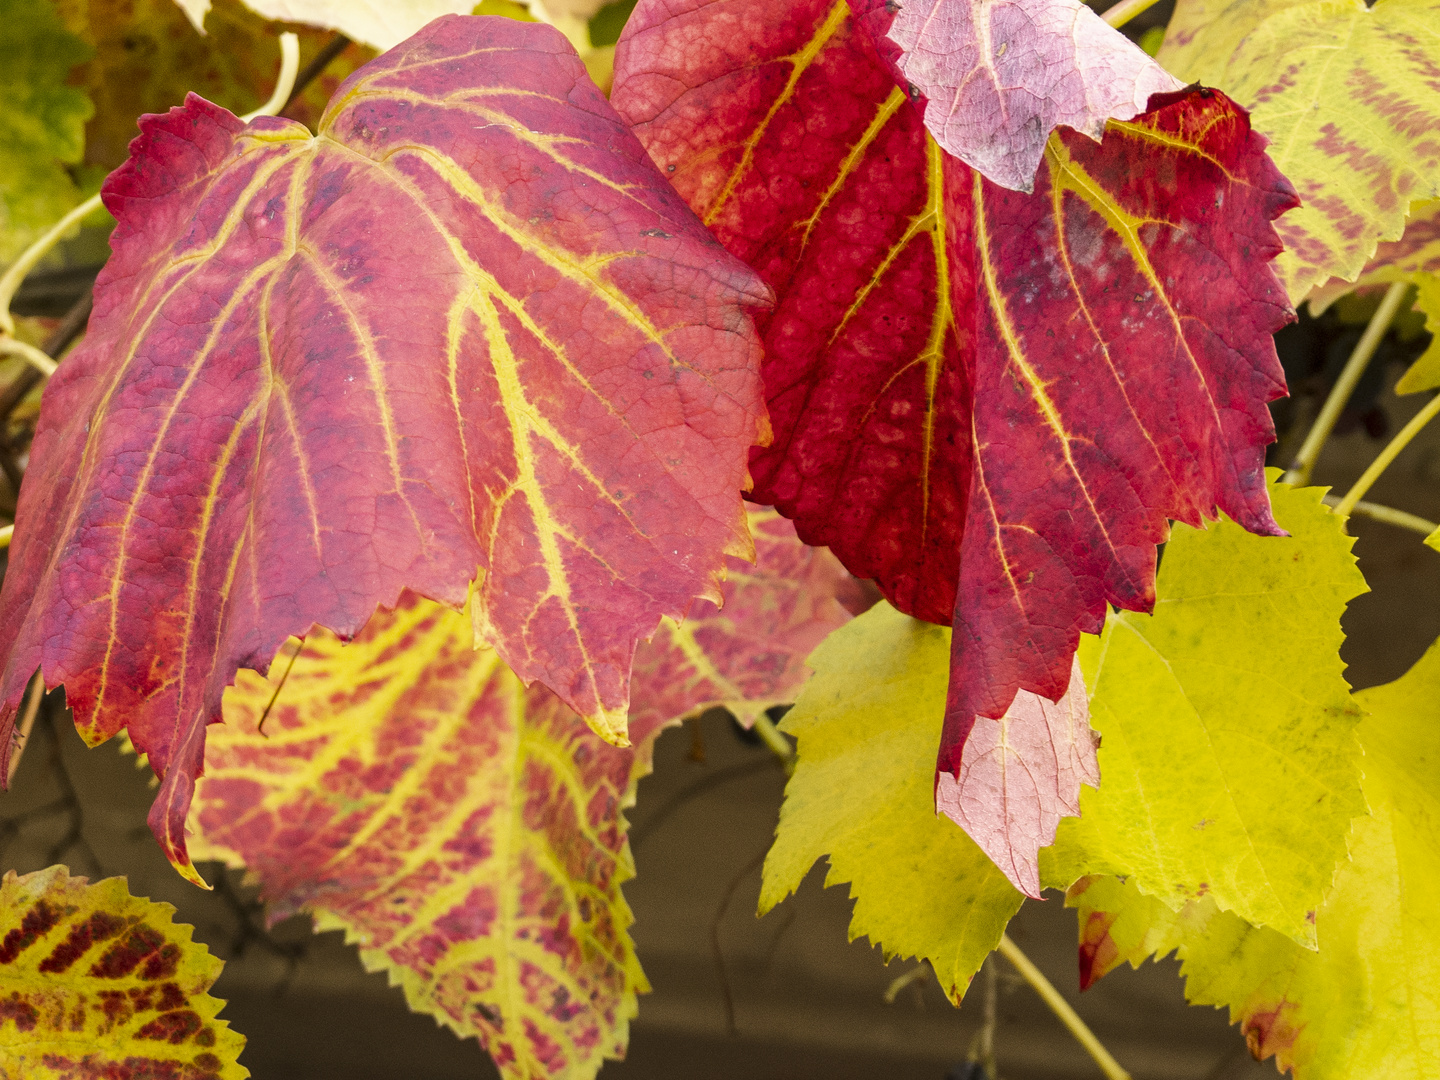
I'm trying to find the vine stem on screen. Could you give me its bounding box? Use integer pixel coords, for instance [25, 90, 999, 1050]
[1335, 391, 1440, 519]
[751, 712, 795, 774]
[1321, 495, 1437, 536]
[997, 934, 1131, 1080]
[1101, 0, 1163, 27]
[1285, 279, 1412, 486]
[0, 32, 300, 339]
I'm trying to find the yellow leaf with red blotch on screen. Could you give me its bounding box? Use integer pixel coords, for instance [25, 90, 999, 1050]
[1157, 0, 1440, 303]
[0, 865, 246, 1080]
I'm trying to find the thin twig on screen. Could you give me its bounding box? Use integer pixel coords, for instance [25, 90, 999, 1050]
[0, 278, 93, 428]
[711, 848, 767, 1036]
[1101, 0, 1164, 27]
[284, 33, 352, 111]
[629, 759, 773, 850]
[7, 675, 46, 785]
[1320, 495, 1437, 535]
[1286, 280, 1412, 486]
[1335, 392, 1440, 519]
[997, 934, 1130, 1080]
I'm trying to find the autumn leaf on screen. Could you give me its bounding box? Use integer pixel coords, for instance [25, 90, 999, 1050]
[57, 0, 375, 168]
[0, 15, 769, 883]
[1040, 478, 1368, 945]
[761, 601, 1024, 1001]
[878, 0, 1182, 191]
[0, 0, 92, 263]
[190, 518, 852, 1079]
[1310, 201, 1440, 394]
[1065, 632, 1440, 1078]
[0, 865, 246, 1079]
[1157, 0, 1440, 303]
[193, 597, 647, 1080]
[613, 0, 1296, 892]
[628, 508, 866, 736]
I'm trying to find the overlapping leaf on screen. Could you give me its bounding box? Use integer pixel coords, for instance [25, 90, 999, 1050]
[613, 0, 1296, 891]
[0, 864, 246, 1079]
[190, 516, 852, 1079]
[0, 15, 769, 882]
[0, 0, 92, 263]
[628, 508, 866, 736]
[57, 0, 374, 168]
[1157, 0, 1440, 303]
[1310, 201, 1440, 394]
[882, 0, 1182, 191]
[1040, 479, 1368, 944]
[761, 601, 1024, 1001]
[1065, 633, 1440, 1078]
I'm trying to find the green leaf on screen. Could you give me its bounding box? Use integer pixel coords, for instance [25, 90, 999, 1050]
[1067, 635, 1440, 1078]
[760, 602, 1023, 1002]
[1040, 477, 1368, 945]
[0, 0, 92, 263]
[0, 864, 247, 1079]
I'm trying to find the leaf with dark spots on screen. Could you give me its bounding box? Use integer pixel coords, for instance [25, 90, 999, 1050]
[0, 866, 245, 1079]
[613, 0, 1297, 893]
[0, 14, 770, 884]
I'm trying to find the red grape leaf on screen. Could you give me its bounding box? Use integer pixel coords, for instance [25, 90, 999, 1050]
[628, 507, 866, 736]
[189, 521, 853, 1077]
[0, 15, 769, 884]
[883, 0, 1183, 192]
[613, 0, 1296, 894]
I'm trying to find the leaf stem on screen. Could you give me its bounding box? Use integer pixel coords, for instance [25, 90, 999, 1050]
[7, 674, 45, 786]
[751, 712, 795, 774]
[997, 934, 1131, 1080]
[240, 33, 301, 122]
[1286, 280, 1411, 486]
[0, 338, 57, 378]
[1101, 0, 1164, 28]
[1320, 495, 1437, 535]
[0, 524, 11, 549]
[0, 194, 102, 338]
[1335, 392, 1440, 519]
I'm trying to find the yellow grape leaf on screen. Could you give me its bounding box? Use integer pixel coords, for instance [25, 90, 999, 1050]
[0, 865, 246, 1079]
[58, 0, 375, 167]
[0, 0, 92, 263]
[1310, 201, 1440, 394]
[1157, 0, 1440, 302]
[193, 595, 648, 1080]
[1040, 478, 1368, 946]
[760, 602, 1024, 1003]
[1066, 633, 1440, 1079]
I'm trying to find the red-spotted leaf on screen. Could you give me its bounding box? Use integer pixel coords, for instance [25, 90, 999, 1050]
[881, 0, 1183, 192]
[628, 507, 866, 737]
[190, 523, 855, 1078]
[935, 655, 1096, 896]
[0, 865, 246, 1079]
[0, 15, 769, 882]
[613, 0, 1296, 894]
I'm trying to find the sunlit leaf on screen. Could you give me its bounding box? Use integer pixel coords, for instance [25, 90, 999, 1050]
[1041, 478, 1368, 945]
[0, 865, 246, 1079]
[173, 0, 474, 50]
[191, 518, 852, 1079]
[878, 0, 1182, 191]
[1157, 0, 1440, 302]
[0, 0, 92, 263]
[761, 601, 1024, 1000]
[613, 0, 1296, 891]
[1065, 632, 1440, 1078]
[0, 16, 768, 883]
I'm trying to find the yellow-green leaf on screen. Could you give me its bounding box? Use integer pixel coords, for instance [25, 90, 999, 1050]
[0, 864, 246, 1079]
[192, 595, 648, 1080]
[1040, 478, 1368, 945]
[1157, 0, 1440, 302]
[1066, 634, 1440, 1078]
[0, 0, 92, 263]
[760, 602, 1024, 1003]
